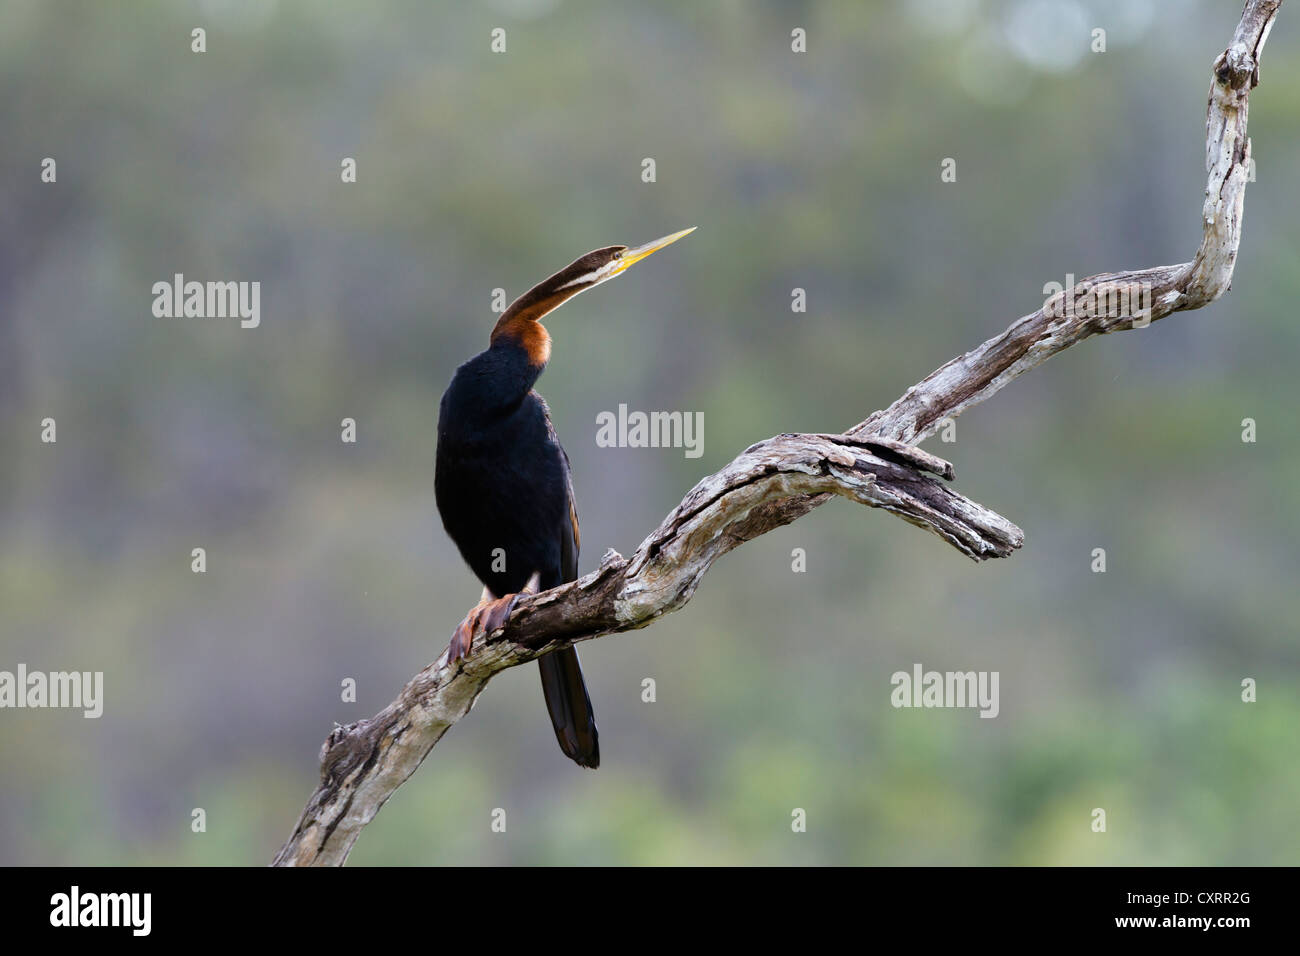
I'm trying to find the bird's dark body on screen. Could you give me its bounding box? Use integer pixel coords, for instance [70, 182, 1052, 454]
[435, 339, 598, 767]
[436, 342, 572, 594]
[433, 227, 691, 770]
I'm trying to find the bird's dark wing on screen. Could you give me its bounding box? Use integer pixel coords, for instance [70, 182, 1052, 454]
[539, 401, 580, 584]
[558, 443, 580, 583]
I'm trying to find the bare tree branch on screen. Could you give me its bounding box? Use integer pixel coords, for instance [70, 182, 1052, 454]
[272, 0, 1283, 867]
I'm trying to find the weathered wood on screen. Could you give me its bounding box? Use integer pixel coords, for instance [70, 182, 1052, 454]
[273, 0, 1283, 867]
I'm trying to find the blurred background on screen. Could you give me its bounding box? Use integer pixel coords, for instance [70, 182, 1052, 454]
[1, 0, 1297, 865]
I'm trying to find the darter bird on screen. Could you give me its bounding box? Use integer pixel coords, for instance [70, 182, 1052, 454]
[435, 227, 695, 768]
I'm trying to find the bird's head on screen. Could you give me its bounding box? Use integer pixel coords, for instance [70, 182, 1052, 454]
[491, 227, 696, 364]
[545, 227, 698, 295]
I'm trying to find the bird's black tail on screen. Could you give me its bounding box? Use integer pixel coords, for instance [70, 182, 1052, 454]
[538, 647, 599, 769]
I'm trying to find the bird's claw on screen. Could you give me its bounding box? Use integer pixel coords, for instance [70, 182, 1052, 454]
[448, 617, 474, 663]
[448, 594, 518, 663]
[485, 594, 519, 636]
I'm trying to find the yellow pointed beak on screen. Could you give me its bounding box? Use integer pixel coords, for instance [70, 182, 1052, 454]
[613, 226, 696, 274]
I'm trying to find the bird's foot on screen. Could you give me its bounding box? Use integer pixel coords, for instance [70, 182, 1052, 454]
[448, 594, 518, 662]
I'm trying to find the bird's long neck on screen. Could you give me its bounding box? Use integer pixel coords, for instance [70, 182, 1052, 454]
[490, 312, 552, 368]
[480, 329, 547, 412]
[489, 258, 602, 367]
[470, 291, 568, 419]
